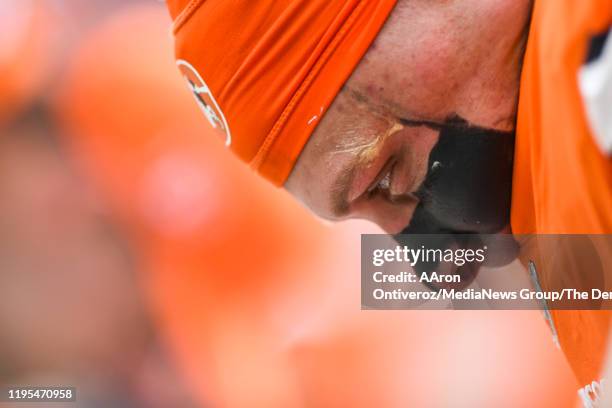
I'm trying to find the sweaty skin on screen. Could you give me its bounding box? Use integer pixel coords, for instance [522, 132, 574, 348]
[346, 121, 405, 168]
[285, 0, 532, 234]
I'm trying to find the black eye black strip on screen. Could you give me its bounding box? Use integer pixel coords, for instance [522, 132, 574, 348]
[399, 114, 512, 135]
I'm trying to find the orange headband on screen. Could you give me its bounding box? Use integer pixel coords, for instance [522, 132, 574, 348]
[167, 0, 397, 185]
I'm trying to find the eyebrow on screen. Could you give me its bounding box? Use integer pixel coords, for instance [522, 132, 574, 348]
[326, 87, 413, 216]
[328, 129, 395, 217]
[327, 122, 402, 217]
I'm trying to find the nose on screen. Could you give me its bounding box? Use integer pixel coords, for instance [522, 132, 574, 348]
[351, 199, 417, 234]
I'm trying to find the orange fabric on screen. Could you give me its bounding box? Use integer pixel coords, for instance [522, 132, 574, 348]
[513, 0, 612, 388]
[513, 0, 612, 234]
[166, 0, 397, 185]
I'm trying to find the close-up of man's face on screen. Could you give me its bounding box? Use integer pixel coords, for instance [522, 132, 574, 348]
[286, 0, 532, 234]
[3, 0, 612, 407]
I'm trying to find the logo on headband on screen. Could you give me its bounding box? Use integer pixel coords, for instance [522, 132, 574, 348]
[177, 59, 232, 146]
